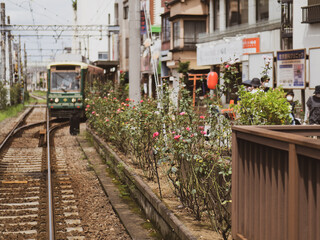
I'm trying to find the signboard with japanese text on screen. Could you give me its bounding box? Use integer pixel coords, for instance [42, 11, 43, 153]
[309, 47, 320, 89]
[243, 38, 260, 55]
[248, 52, 274, 86]
[276, 49, 306, 89]
[197, 37, 260, 66]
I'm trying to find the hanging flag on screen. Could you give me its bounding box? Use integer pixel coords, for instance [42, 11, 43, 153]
[141, 10, 147, 35]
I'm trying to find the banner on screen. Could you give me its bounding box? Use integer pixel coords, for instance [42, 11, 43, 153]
[276, 49, 306, 89]
[141, 11, 147, 35]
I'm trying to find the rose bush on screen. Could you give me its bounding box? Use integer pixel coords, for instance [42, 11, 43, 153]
[85, 61, 291, 240]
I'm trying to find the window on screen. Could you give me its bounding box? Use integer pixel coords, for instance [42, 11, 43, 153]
[98, 52, 108, 60]
[51, 72, 80, 92]
[173, 21, 180, 48]
[184, 21, 206, 48]
[214, 0, 220, 30]
[162, 15, 171, 42]
[256, 0, 269, 21]
[124, 6, 129, 20]
[125, 38, 129, 58]
[226, 0, 248, 27]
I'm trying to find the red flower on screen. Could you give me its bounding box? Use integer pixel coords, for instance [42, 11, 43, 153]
[174, 135, 182, 141]
[153, 132, 159, 138]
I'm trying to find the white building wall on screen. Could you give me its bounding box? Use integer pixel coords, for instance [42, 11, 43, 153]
[269, 1, 281, 21]
[293, 0, 320, 49]
[76, 0, 115, 62]
[154, 0, 163, 26]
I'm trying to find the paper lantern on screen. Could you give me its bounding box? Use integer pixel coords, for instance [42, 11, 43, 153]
[207, 72, 218, 89]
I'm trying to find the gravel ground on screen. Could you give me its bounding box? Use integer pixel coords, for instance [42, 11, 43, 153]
[53, 126, 131, 239]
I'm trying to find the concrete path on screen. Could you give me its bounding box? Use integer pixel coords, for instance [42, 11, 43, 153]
[76, 134, 158, 240]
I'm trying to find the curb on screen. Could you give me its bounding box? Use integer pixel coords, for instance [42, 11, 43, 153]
[86, 126, 197, 240]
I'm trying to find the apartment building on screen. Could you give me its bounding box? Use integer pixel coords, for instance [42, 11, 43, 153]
[116, 0, 163, 97]
[161, 0, 209, 91]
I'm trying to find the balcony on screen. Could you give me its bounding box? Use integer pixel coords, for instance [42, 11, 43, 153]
[302, 4, 320, 24]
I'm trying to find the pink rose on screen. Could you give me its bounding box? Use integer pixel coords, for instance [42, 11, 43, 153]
[179, 112, 186, 116]
[225, 64, 230, 68]
[140, 100, 144, 103]
[199, 126, 204, 130]
[92, 111, 95, 115]
[201, 131, 206, 135]
[86, 104, 90, 108]
[174, 135, 181, 141]
[200, 115, 205, 119]
[153, 132, 159, 138]
[186, 127, 190, 131]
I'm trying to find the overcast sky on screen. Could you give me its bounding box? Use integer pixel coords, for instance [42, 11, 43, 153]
[5, 0, 74, 64]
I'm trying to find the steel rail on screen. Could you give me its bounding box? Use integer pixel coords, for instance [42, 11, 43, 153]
[47, 110, 54, 240]
[47, 115, 69, 240]
[0, 107, 34, 150]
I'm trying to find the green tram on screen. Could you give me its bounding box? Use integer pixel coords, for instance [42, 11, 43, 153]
[47, 61, 104, 134]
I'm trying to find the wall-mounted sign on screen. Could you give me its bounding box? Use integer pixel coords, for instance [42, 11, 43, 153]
[243, 38, 260, 55]
[309, 47, 320, 89]
[197, 37, 260, 66]
[276, 49, 306, 89]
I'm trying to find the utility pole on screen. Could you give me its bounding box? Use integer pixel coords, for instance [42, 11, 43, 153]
[8, 16, 13, 86]
[108, 13, 111, 60]
[1, 3, 6, 84]
[18, 35, 21, 83]
[129, 0, 141, 103]
[24, 43, 27, 91]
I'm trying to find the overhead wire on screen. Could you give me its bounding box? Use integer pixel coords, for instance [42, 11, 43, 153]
[6, 0, 68, 24]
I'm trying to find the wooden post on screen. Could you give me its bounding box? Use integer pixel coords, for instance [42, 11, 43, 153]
[288, 143, 299, 240]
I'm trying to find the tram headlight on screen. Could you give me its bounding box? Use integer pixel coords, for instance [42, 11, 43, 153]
[72, 98, 76, 103]
[54, 98, 59, 103]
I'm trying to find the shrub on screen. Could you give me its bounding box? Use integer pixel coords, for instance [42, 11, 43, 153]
[10, 83, 22, 106]
[0, 82, 8, 110]
[235, 86, 291, 125]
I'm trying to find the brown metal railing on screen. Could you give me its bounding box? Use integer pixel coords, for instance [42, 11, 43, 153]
[232, 125, 320, 240]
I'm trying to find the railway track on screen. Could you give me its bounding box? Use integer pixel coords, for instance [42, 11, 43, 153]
[0, 107, 84, 239]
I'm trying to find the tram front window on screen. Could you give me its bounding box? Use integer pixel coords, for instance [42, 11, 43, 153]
[51, 72, 80, 92]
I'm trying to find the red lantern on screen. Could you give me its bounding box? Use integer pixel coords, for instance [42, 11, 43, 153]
[207, 72, 218, 89]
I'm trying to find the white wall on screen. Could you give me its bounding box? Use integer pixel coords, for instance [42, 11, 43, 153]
[76, 0, 115, 62]
[269, 0, 281, 21]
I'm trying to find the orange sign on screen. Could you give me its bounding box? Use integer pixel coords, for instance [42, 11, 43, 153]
[243, 38, 260, 55]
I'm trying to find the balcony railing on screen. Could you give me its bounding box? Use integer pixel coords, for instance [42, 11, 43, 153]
[302, 4, 320, 23]
[172, 37, 198, 51]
